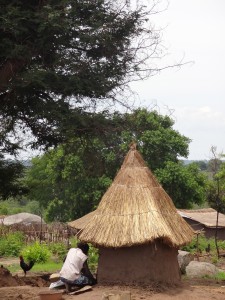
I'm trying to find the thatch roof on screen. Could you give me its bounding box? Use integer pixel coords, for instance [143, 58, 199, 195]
[2, 212, 45, 225]
[69, 211, 96, 230]
[70, 144, 194, 248]
[178, 208, 225, 228]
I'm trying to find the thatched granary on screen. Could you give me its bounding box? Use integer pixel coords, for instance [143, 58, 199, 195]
[69, 144, 194, 284]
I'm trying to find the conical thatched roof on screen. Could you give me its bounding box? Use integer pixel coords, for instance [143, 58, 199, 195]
[69, 211, 96, 231]
[70, 144, 194, 248]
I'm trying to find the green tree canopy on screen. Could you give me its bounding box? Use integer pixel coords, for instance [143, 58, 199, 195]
[155, 161, 208, 208]
[207, 158, 225, 213]
[0, 0, 161, 153]
[25, 109, 208, 221]
[0, 155, 27, 200]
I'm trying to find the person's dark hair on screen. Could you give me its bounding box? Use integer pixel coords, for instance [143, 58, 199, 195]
[77, 242, 89, 255]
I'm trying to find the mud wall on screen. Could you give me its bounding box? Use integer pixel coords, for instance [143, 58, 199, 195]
[183, 218, 225, 240]
[97, 241, 180, 284]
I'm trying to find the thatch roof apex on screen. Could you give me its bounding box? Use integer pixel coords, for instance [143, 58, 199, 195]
[70, 146, 194, 248]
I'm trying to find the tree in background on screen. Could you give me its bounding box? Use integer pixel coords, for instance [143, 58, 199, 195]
[0, 154, 27, 200]
[26, 141, 112, 221]
[155, 161, 207, 208]
[0, 1, 167, 197]
[25, 109, 208, 221]
[206, 147, 225, 257]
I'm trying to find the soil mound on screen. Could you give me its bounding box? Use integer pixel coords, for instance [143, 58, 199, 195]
[0, 265, 49, 287]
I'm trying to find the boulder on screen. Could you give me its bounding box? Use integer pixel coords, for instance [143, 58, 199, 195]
[178, 250, 194, 274]
[186, 261, 219, 278]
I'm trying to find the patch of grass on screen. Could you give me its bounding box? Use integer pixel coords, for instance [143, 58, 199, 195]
[7, 260, 63, 274]
[202, 271, 225, 280]
[215, 271, 225, 280]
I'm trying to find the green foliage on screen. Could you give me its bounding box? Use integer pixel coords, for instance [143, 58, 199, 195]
[214, 271, 225, 280]
[7, 260, 62, 274]
[21, 241, 51, 263]
[25, 109, 201, 221]
[88, 244, 99, 273]
[48, 242, 68, 261]
[206, 157, 225, 213]
[0, 198, 40, 215]
[182, 234, 225, 253]
[202, 270, 225, 280]
[0, 0, 157, 153]
[155, 161, 208, 208]
[0, 231, 24, 256]
[0, 155, 27, 200]
[0, 203, 8, 215]
[70, 237, 78, 248]
[25, 142, 113, 221]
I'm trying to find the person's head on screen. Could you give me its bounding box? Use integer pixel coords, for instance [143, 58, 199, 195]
[77, 242, 89, 255]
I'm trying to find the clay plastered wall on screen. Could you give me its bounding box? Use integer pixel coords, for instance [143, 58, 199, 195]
[98, 241, 180, 284]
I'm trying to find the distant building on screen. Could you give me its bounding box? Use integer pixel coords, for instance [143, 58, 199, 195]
[178, 208, 225, 240]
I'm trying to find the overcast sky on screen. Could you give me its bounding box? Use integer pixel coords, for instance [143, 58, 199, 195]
[130, 0, 225, 160]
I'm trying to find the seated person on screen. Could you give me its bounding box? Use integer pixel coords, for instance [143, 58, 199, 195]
[60, 242, 97, 292]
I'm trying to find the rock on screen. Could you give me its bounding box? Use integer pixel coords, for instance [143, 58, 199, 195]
[186, 261, 219, 278]
[178, 250, 194, 274]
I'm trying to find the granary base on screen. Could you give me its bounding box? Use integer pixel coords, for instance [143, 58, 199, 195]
[97, 241, 180, 284]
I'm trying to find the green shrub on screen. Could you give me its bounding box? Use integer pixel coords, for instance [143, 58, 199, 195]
[215, 271, 225, 280]
[21, 241, 51, 263]
[182, 234, 217, 253]
[70, 237, 78, 248]
[0, 231, 24, 256]
[88, 244, 99, 273]
[48, 242, 67, 261]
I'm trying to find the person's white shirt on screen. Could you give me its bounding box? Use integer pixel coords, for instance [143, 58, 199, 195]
[60, 248, 88, 281]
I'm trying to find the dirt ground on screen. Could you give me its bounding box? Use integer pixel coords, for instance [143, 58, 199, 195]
[1, 257, 225, 300]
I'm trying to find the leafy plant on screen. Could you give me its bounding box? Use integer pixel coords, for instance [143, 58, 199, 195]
[182, 234, 225, 254]
[88, 244, 99, 273]
[215, 271, 225, 280]
[48, 242, 67, 261]
[21, 241, 51, 263]
[0, 231, 24, 256]
[70, 237, 78, 248]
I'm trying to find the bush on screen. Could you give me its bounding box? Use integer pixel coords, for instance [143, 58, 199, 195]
[21, 241, 51, 263]
[48, 242, 68, 261]
[88, 244, 99, 273]
[0, 231, 24, 256]
[182, 234, 225, 254]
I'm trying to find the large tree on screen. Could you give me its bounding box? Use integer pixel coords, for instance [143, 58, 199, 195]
[0, 0, 162, 153]
[25, 109, 208, 221]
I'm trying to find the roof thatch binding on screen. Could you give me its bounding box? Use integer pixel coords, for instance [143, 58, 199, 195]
[70, 144, 194, 248]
